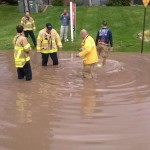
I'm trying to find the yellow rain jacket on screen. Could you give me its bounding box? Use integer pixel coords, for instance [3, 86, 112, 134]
[79, 35, 98, 65]
[13, 34, 31, 68]
[21, 16, 36, 31]
[36, 28, 62, 54]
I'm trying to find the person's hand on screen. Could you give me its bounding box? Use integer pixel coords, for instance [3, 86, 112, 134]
[78, 48, 82, 52]
[58, 47, 63, 51]
[36, 50, 41, 53]
[110, 47, 113, 52]
[33, 27, 36, 31]
[25, 51, 29, 54]
[76, 54, 79, 57]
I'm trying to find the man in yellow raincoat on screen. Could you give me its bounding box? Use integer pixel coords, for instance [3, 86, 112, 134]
[20, 11, 36, 47]
[76, 29, 98, 79]
[13, 25, 32, 81]
[37, 23, 62, 66]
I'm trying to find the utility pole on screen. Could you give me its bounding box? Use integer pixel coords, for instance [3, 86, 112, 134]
[141, 0, 150, 54]
[23, 0, 29, 12]
[89, 0, 92, 6]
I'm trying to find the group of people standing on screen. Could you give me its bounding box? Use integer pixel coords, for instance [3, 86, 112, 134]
[13, 8, 113, 81]
[76, 21, 113, 79]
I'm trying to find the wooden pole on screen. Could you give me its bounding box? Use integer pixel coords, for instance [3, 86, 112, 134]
[141, 7, 146, 54]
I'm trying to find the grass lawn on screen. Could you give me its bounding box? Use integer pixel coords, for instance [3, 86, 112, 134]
[0, 5, 150, 52]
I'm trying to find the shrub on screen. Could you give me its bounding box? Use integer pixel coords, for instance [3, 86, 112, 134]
[122, 0, 131, 6]
[0, 0, 17, 5]
[51, 0, 64, 6]
[107, 0, 131, 6]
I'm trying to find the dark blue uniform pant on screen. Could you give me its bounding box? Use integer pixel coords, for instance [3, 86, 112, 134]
[24, 30, 37, 47]
[17, 61, 32, 81]
[42, 52, 58, 66]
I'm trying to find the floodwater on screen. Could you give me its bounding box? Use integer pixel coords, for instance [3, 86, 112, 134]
[0, 51, 150, 150]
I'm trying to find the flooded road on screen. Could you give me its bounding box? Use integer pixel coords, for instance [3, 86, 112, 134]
[0, 51, 150, 150]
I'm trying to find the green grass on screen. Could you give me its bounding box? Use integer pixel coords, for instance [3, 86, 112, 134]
[0, 5, 150, 52]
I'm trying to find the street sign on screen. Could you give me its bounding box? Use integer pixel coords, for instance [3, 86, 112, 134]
[143, 0, 150, 7]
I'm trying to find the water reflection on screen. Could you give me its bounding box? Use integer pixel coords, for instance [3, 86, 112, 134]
[16, 92, 32, 124]
[81, 79, 96, 117]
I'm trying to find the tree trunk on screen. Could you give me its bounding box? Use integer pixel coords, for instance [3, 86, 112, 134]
[89, 0, 92, 6]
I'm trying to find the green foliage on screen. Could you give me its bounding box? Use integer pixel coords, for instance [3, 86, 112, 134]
[107, 0, 131, 6]
[51, 0, 64, 6]
[0, 0, 17, 5]
[0, 5, 150, 52]
[122, 0, 131, 6]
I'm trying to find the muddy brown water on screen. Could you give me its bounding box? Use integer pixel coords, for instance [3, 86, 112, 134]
[0, 51, 150, 150]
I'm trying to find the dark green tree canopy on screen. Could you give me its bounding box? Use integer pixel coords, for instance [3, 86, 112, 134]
[0, 0, 17, 5]
[107, 0, 131, 6]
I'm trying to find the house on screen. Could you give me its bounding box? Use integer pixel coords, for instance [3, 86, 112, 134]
[68, 0, 143, 6]
[72, 0, 109, 6]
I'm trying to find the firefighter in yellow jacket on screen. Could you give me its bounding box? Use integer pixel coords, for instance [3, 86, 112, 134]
[13, 25, 32, 81]
[37, 23, 62, 66]
[76, 29, 98, 79]
[20, 11, 36, 47]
